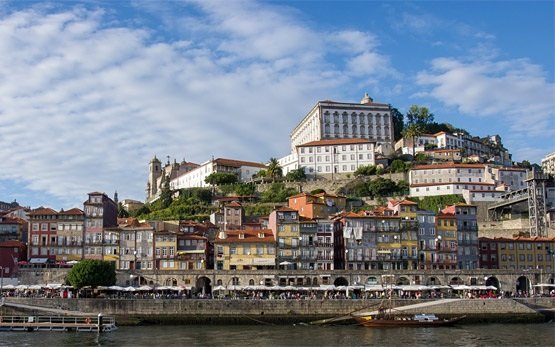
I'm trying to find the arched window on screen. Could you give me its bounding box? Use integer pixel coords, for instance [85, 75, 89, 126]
[249, 279, 255, 286]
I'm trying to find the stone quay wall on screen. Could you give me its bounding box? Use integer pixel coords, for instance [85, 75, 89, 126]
[3, 297, 552, 325]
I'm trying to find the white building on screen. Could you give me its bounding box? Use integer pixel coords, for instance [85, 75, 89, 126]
[542, 152, 555, 176]
[147, 157, 266, 201]
[280, 139, 375, 178]
[298, 139, 375, 177]
[171, 158, 266, 190]
[290, 93, 393, 152]
[280, 93, 389, 176]
[409, 163, 528, 198]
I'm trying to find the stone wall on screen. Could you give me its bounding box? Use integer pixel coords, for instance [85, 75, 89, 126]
[3, 297, 551, 324]
[255, 172, 408, 197]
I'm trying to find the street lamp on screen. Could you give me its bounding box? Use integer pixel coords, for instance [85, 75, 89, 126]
[434, 235, 442, 269]
[0, 266, 4, 294]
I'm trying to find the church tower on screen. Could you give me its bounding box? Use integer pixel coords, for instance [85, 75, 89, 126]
[147, 155, 162, 200]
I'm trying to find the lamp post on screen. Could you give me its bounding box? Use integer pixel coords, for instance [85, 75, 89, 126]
[0, 266, 4, 295]
[435, 235, 442, 269]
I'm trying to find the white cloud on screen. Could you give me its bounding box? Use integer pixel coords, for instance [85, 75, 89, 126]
[416, 57, 555, 161]
[0, 3, 391, 208]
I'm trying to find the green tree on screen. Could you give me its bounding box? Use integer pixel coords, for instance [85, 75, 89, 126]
[179, 188, 213, 204]
[368, 177, 397, 197]
[261, 183, 297, 202]
[159, 174, 173, 209]
[390, 107, 405, 141]
[402, 123, 425, 156]
[406, 105, 434, 126]
[285, 168, 306, 181]
[66, 260, 116, 289]
[234, 183, 256, 196]
[204, 172, 238, 186]
[133, 204, 151, 217]
[354, 165, 377, 177]
[117, 202, 129, 218]
[266, 158, 283, 178]
[390, 159, 407, 173]
[408, 195, 465, 213]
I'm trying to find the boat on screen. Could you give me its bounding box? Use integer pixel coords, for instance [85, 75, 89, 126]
[352, 274, 465, 327]
[352, 312, 466, 327]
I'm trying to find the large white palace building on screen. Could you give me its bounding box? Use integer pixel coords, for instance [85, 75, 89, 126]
[280, 94, 394, 177]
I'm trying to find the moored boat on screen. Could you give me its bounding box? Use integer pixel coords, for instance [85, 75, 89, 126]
[352, 313, 466, 327]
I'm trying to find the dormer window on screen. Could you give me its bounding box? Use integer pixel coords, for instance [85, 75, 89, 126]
[258, 232, 265, 238]
[239, 233, 245, 239]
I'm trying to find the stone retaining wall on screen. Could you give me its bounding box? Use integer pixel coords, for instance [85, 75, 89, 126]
[3, 297, 551, 324]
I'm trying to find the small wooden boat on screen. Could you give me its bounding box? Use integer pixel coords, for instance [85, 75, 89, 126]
[353, 313, 466, 327]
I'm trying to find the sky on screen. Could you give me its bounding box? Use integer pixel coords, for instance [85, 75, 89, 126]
[0, 0, 553, 211]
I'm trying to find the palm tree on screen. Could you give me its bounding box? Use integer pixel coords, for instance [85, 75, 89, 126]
[266, 157, 283, 179]
[402, 123, 424, 156]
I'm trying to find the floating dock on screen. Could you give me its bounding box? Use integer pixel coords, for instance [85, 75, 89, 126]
[0, 315, 117, 332]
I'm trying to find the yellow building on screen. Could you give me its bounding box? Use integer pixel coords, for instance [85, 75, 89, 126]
[435, 212, 458, 269]
[214, 229, 276, 270]
[155, 231, 178, 271]
[489, 236, 555, 271]
[388, 200, 419, 269]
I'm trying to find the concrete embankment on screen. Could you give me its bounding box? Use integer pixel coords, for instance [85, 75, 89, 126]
[2, 297, 552, 325]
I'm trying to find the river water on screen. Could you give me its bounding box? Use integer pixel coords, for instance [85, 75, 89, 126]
[1, 323, 554, 347]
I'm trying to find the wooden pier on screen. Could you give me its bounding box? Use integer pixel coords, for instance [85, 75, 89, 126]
[0, 315, 117, 332]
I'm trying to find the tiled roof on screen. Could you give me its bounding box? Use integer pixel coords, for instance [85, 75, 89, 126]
[29, 207, 58, 216]
[215, 229, 275, 243]
[274, 207, 298, 212]
[226, 201, 242, 207]
[479, 236, 555, 242]
[410, 182, 495, 188]
[215, 158, 267, 169]
[412, 163, 486, 170]
[58, 208, 83, 215]
[297, 138, 373, 147]
[0, 240, 26, 247]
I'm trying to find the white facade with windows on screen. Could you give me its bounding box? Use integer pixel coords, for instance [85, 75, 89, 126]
[409, 163, 528, 198]
[290, 139, 375, 177]
[289, 94, 393, 152]
[541, 152, 555, 176]
[170, 158, 266, 190]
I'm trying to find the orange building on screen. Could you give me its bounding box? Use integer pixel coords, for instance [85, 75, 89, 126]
[288, 192, 346, 219]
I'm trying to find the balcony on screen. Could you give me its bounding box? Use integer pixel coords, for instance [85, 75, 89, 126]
[312, 242, 333, 248]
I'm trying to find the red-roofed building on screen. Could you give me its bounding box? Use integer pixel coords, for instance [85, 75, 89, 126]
[28, 207, 59, 262]
[56, 208, 84, 262]
[83, 192, 118, 260]
[0, 240, 26, 278]
[0, 215, 25, 242]
[288, 192, 346, 219]
[409, 163, 527, 198]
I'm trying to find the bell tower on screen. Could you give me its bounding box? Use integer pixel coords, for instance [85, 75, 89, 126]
[147, 155, 162, 200]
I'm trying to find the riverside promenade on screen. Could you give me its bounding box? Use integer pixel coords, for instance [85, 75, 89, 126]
[1, 297, 553, 325]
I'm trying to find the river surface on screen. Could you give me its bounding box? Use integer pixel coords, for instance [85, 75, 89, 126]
[1, 323, 554, 346]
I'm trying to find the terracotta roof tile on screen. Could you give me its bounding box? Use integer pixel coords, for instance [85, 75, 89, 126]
[412, 163, 486, 170]
[58, 208, 84, 215]
[297, 138, 373, 147]
[29, 207, 58, 216]
[215, 158, 267, 169]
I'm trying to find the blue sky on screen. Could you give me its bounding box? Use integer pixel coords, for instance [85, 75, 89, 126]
[0, 0, 553, 210]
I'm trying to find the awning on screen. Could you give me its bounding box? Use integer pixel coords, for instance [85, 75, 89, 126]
[29, 258, 50, 264]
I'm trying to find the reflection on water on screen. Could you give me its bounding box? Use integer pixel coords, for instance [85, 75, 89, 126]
[0, 323, 554, 347]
